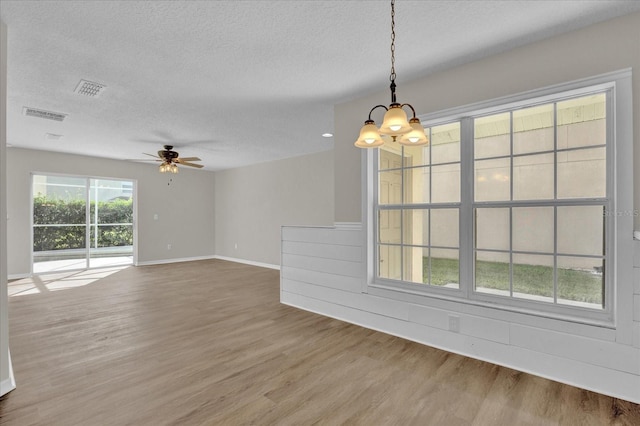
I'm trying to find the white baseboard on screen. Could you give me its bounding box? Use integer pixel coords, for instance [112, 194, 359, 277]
[8, 273, 30, 280]
[0, 349, 16, 397]
[213, 255, 280, 271]
[135, 255, 217, 267]
[136, 255, 280, 271]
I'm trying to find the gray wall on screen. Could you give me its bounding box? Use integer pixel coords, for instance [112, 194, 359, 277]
[214, 150, 334, 266]
[6, 148, 216, 275]
[335, 12, 640, 229]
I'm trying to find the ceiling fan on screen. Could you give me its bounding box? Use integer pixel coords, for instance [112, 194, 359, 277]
[142, 145, 204, 173]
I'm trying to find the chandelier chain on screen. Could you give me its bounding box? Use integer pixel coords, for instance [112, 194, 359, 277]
[390, 0, 396, 83]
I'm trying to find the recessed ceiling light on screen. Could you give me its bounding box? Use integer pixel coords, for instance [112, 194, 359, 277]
[322, 133, 333, 138]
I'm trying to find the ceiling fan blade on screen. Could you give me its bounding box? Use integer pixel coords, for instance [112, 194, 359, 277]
[177, 157, 201, 162]
[143, 152, 161, 159]
[178, 161, 204, 168]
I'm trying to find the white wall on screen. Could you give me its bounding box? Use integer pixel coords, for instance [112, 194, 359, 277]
[6, 148, 216, 276]
[334, 12, 640, 228]
[1, 20, 16, 397]
[285, 13, 640, 403]
[214, 150, 334, 267]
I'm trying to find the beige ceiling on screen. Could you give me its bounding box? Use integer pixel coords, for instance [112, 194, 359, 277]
[2, 1, 639, 171]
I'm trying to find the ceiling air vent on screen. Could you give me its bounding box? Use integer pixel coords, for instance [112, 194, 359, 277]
[74, 79, 106, 97]
[22, 107, 67, 122]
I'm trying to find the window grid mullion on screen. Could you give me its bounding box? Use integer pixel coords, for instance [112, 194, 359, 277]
[553, 102, 559, 304]
[460, 117, 474, 298]
[509, 111, 514, 298]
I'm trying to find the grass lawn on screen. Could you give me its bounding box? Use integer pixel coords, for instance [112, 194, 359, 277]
[425, 257, 603, 304]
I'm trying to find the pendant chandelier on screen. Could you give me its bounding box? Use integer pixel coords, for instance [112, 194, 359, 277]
[354, 0, 429, 148]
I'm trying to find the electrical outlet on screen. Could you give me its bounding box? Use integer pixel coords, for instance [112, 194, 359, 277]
[448, 315, 460, 333]
[167, 244, 172, 250]
[234, 243, 238, 249]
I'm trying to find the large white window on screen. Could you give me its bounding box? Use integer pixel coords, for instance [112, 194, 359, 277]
[371, 73, 632, 324]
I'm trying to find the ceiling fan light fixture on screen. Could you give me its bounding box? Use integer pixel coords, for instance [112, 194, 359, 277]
[147, 145, 200, 173]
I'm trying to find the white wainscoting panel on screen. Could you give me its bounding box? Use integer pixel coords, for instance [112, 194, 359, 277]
[634, 240, 640, 349]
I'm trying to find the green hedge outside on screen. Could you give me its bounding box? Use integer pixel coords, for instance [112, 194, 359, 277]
[33, 196, 133, 251]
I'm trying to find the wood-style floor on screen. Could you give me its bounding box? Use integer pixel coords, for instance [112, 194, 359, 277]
[1, 259, 638, 425]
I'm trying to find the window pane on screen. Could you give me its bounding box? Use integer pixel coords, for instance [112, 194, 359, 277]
[379, 244, 401, 280]
[379, 145, 403, 170]
[404, 144, 430, 167]
[379, 170, 402, 204]
[431, 122, 460, 164]
[33, 225, 86, 251]
[557, 147, 605, 199]
[475, 251, 510, 296]
[90, 225, 133, 248]
[403, 209, 428, 246]
[403, 246, 428, 285]
[557, 93, 606, 150]
[475, 208, 509, 251]
[512, 254, 554, 302]
[474, 112, 510, 159]
[431, 209, 458, 248]
[378, 209, 401, 244]
[403, 166, 429, 204]
[557, 256, 603, 309]
[33, 175, 87, 225]
[513, 104, 554, 155]
[513, 153, 554, 200]
[475, 157, 510, 201]
[557, 206, 603, 256]
[512, 207, 554, 253]
[432, 163, 460, 203]
[430, 248, 459, 288]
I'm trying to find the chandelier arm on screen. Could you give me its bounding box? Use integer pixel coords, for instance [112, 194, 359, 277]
[368, 104, 389, 121]
[400, 103, 418, 118]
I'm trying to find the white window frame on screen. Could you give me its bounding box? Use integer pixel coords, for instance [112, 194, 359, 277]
[363, 69, 634, 329]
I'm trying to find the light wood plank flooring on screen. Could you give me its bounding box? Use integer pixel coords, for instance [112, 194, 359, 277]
[1, 259, 638, 425]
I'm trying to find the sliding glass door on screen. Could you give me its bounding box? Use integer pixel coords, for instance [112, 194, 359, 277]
[32, 174, 134, 274]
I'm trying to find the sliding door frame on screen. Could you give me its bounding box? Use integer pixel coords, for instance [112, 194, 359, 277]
[30, 171, 138, 274]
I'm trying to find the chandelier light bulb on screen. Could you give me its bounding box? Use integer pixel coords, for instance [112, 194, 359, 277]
[355, 120, 384, 148]
[399, 117, 429, 146]
[379, 103, 412, 136]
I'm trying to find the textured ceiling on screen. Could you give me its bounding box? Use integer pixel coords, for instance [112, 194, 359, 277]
[2, 1, 639, 171]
